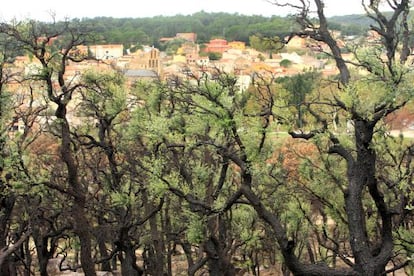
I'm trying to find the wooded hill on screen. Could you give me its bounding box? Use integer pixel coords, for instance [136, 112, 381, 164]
[72, 12, 372, 48]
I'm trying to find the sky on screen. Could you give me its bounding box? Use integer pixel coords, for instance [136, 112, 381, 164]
[0, 0, 368, 22]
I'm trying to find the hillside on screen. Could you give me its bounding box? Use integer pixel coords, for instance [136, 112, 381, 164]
[74, 12, 372, 48]
[78, 12, 295, 47]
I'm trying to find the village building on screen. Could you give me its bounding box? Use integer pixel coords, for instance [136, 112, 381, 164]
[117, 46, 162, 79]
[228, 41, 246, 50]
[204, 39, 230, 53]
[87, 44, 124, 60]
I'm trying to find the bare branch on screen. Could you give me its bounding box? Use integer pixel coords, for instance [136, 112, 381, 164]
[0, 229, 32, 267]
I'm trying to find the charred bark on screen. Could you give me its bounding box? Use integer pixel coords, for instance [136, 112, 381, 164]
[115, 227, 143, 276]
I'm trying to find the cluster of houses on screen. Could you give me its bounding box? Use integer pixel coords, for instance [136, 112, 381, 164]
[9, 31, 355, 93]
[158, 32, 342, 80]
[7, 30, 379, 133]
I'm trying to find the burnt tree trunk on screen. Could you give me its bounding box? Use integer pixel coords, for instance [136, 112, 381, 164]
[0, 195, 15, 275]
[96, 235, 111, 272]
[119, 247, 142, 276]
[142, 188, 166, 275]
[204, 215, 236, 276]
[55, 102, 96, 276]
[0, 133, 15, 275]
[344, 119, 393, 275]
[32, 233, 54, 276]
[204, 236, 237, 276]
[116, 227, 143, 276]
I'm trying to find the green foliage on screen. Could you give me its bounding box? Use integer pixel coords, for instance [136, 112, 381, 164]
[0, 91, 12, 133]
[69, 13, 296, 46]
[186, 213, 205, 244]
[249, 34, 284, 57]
[207, 51, 222, 60]
[277, 70, 321, 128]
[328, 15, 373, 36]
[110, 182, 136, 207]
[338, 69, 414, 120]
[160, 38, 187, 55]
[5, 13, 374, 50]
[80, 69, 127, 120]
[279, 59, 292, 68]
[232, 205, 260, 246]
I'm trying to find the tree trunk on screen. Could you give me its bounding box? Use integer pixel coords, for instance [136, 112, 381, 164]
[0, 195, 15, 275]
[97, 236, 111, 272]
[38, 256, 49, 276]
[345, 120, 392, 275]
[56, 103, 96, 276]
[164, 202, 173, 276]
[204, 215, 236, 276]
[120, 247, 142, 276]
[204, 236, 236, 276]
[0, 257, 10, 276]
[96, 216, 111, 272]
[143, 189, 165, 275]
[32, 230, 54, 276]
[72, 202, 96, 276]
[23, 238, 32, 276]
[117, 227, 143, 276]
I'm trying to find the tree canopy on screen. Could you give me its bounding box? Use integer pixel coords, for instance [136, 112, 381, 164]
[65, 12, 370, 48]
